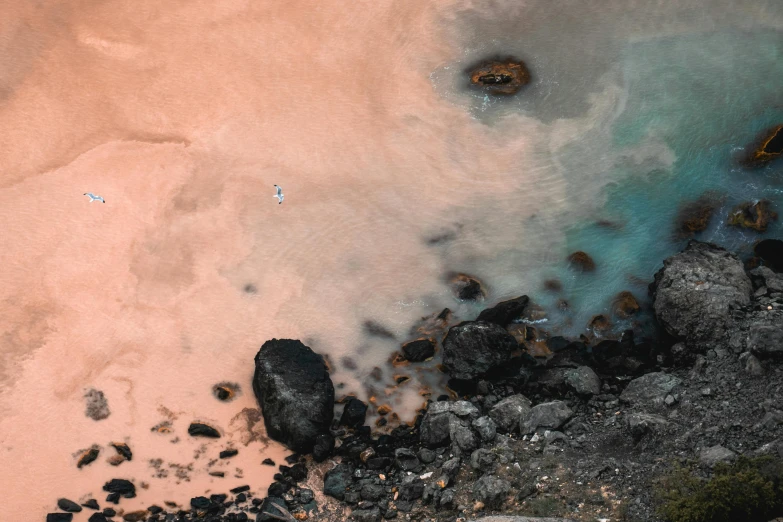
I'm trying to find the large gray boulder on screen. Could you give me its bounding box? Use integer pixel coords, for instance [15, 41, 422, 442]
[521, 401, 573, 434]
[564, 366, 601, 396]
[442, 321, 518, 380]
[748, 312, 783, 359]
[651, 241, 752, 349]
[253, 339, 335, 453]
[620, 372, 681, 407]
[488, 394, 532, 433]
[419, 400, 480, 448]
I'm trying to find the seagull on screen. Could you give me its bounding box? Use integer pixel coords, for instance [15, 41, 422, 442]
[84, 192, 105, 203]
[273, 185, 284, 204]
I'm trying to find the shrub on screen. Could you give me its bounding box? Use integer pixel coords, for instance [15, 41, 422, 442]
[655, 456, 783, 522]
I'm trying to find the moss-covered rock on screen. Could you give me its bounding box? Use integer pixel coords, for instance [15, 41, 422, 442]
[727, 200, 778, 232]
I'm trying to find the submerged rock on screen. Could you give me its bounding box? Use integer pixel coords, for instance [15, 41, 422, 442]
[651, 241, 752, 348]
[57, 499, 82, 513]
[84, 388, 110, 421]
[401, 338, 436, 362]
[755, 239, 783, 273]
[442, 321, 517, 380]
[468, 58, 531, 95]
[613, 291, 640, 318]
[675, 192, 722, 238]
[476, 295, 530, 327]
[448, 273, 487, 301]
[567, 251, 596, 271]
[727, 200, 778, 232]
[741, 124, 783, 167]
[253, 339, 335, 453]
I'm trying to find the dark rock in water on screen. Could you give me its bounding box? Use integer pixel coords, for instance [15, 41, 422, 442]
[472, 475, 511, 508]
[103, 478, 136, 498]
[741, 124, 783, 167]
[57, 499, 82, 512]
[613, 291, 640, 318]
[323, 462, 354, 500]
[219, 448, 238, 459]
[675, 192, 722, 238]
[84, 388, 110, 420]
[147, 505, 163, 514]
[88, 513, 108, 522]
[105, 493, 120, 504]
[102, 508, 117, 517]
[339, 397, 368, 428]
[81, 499, 100, 510]
[363, 320, 396, 339]
[110, 442, 132, 461]
[651, 241, 751, 349]
[727, 200, 778, 232]
[468, 57, 531, 95]
[46, 514, 73, 522]
[476, 295, 530, 327]
[253, 339, 335, 453]
[312, 433, 335, 462]
[190, 496, 211, 509]
[567, 251, 596, 271]
[209, 471, 225, 477]
[401, 338, 436, 362]
[213, 382, 240, 402]
[188, 422, 221, 438]
[262, 458, 276, 466]
[543, 279, 563, 292]
[588, 314, 611, 332]
[77, 446, 100, 468]
[230, 485, 250, 494]
[755, 239, 783, 272]
[442, 321, 517, 380]
[448, 272, 486, 301]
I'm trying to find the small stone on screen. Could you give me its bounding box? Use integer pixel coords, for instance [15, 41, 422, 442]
[468, 58, 531, 95]
[394, 448, 420, 471]
[564, 366, 601, 396]
[471, 416, 497, 442]
[77, 446, 100, 468]
[567, 251, 596, 271]
[665, 394, 676, 406]
[401, 338, 436, 362]
[339, 398, 368, 428]
[110, 442, 132, 462]
[84, 388, 111, 421]
[46, 515, 73, 522]
[220, 448, 239, 459]
[472, 475, 511, 508]
[262, 458, 276, 466]
[57, 499, 82, 513]
[312, 433, 335, 462]
[188, 422, 221, 438]
[191, 496, 211, 509]
[81, 500, 100, 510]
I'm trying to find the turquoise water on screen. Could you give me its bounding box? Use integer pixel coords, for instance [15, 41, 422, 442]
[553, 29, 783, 334]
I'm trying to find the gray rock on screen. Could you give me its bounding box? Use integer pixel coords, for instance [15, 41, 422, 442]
[451, 421, 478, 453]
[699, 445, 736, 467]
[741, 352, 765, 375]
[394, 448, 420, 471]
[751, 266, 783, 293]
[417, 448, 437, 464]
[626, 413, 668, 441]
[748, 315, 783, 359]
[419, 400, 480, 448]
[521, 401, 573, 434]
[620, 372, 682, 406]
[472, 417, 497, 442]
[468, 518, 577, 522]
[470, 448, 498, 472]
[442, 321, 518, 380]
[472, 475, 511, 508]
[651, 241, 751, 349]
[440, 488, 456, 508]
[441, 457, 461, 478]
[489, 394, 532, 433]
[564, 366, 601, 396]
[360, 483, 384, 502]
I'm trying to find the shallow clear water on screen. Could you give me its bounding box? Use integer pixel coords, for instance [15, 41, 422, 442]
[1, 0, 782, 519]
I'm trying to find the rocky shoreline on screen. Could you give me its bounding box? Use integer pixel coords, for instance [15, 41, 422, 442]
[46, 238, 783, 522]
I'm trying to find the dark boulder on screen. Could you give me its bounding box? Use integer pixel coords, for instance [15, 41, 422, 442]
[57, 499, 82, 513]
[323, 463, 354, 500]
[468, 57, 531, 95]
[82, 500, 100, 510]
[442, 321, 518, 380]
[674, 192, 722, 238]
[401, 338, 436, 362]
[77, 446, 100, 468]
[476, 295, 530, 327]
[741, 124, 783, 167]
[312, 433, 335, 462]
[190, 496, 211, 509]
[88, 514, 108, 522]
[448, 273, 486, 301]
[727, 200, 777, 232]
[613, 291, 640, 318]
[102, 479, 136, 498]
[219, 448, 238, 459]
[748, 313, 783, 359]
[110, 442, 132, 461]
[46, 515, 73, 522]
[339, 398, 368, 428]
[650, 241, 751, 349]
[755, 239, 783, 272]
[253, 339, 335, 454]
[188, 422, 221, 438]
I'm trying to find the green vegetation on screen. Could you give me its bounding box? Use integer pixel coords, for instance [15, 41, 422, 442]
[655, 456, 783, 522]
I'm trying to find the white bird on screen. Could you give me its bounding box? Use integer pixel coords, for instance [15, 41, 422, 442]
[84, 192, 105, 203]
[273, 185, 284, 204]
